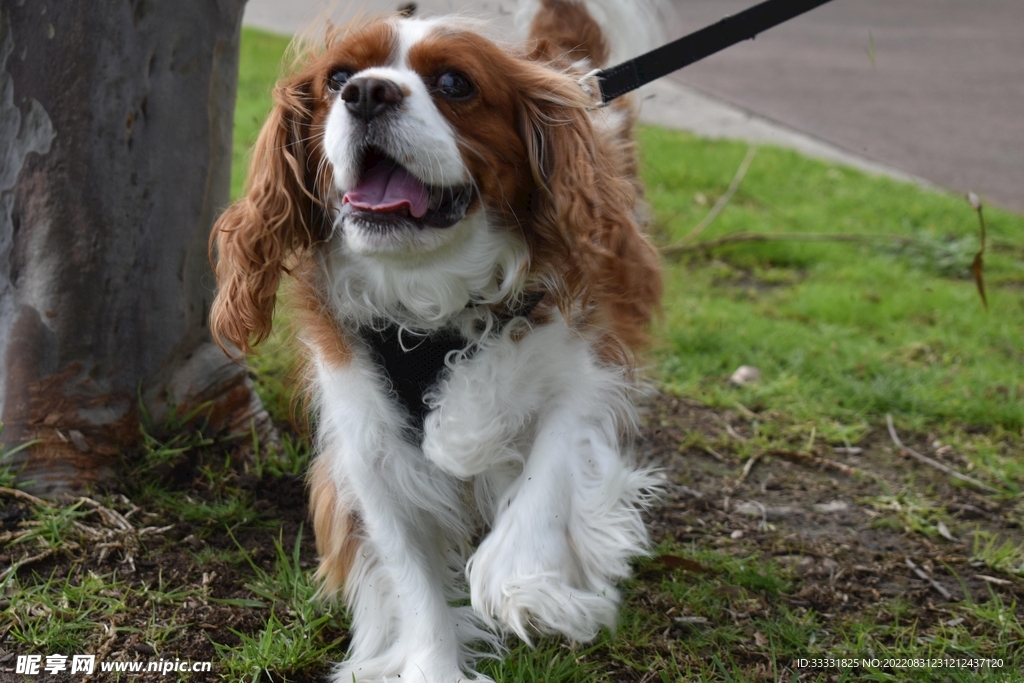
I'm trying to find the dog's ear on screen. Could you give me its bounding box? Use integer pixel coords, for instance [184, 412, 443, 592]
[210, 75, 324, 355]
[518, 73, 661, 355]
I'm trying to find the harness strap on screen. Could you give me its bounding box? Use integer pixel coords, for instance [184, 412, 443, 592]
[358, 291, 547, 431]
[595, 0, 839, 104]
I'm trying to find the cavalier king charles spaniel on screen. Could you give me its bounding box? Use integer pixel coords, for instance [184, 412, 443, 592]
[211, 1, 663, 680]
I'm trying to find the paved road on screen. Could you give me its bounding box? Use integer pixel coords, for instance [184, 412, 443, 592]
[243, 0, 1024, 212]
[671, 0, 1024, 212]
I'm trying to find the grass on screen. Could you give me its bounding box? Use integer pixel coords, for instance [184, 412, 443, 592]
[232, 29, 294, 200]
[971, 533, 1024, 577]
[212, 530, 347, 682]
[481, 540, 1024, 682]
[2, 26, 1022, 683]
[643, 126, 1024, 439]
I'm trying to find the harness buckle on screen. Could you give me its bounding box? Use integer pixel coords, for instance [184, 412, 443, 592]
[577, 69, 608, 109]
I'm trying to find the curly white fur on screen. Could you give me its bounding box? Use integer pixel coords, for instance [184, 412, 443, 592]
[313, 310, 657, 682]
[297, 3, 668, 682]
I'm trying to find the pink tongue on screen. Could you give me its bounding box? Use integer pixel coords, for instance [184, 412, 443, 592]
[343, 159, 429, 218]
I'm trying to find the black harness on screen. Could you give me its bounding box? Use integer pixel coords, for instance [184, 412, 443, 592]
[355, 0, 843, 428]
[357, 292, 546, 430]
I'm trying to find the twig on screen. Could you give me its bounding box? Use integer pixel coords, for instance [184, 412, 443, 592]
[78, 496, 133, 530]
[702, 446, 727, 463]
[72, 520, 107, 540]
[769, 449, 864, 478]
[906, 558, 954, 601]
[0, 486, 51, 507]
[0, 547, 60, 582]
[661, 146, 756, 252]
[974, 574, 1012, 586]
[638, 670, 658, 683]
[968, 192, 988, 310]
[662, 231, 915, 256]
[82, 620, 119, 683]
[748, 500, 768, 530]
[688, 147, 756, 244]
[725, 424, 748, 442]
[885, 414, 998, 494]
[734, 402, 758, 419]
[738, 452, 762, 483]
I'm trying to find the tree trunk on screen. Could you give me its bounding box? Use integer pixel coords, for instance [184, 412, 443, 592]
[1, 0, 268, 496]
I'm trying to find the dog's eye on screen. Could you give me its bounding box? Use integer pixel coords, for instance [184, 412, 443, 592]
[435, 71, 475, 100]
[327, 68, 353, 92]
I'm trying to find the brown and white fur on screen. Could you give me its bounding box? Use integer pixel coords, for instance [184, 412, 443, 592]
[210, 1, 664, 680]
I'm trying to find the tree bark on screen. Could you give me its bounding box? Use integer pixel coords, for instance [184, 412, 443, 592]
[1, 0, 268, 496]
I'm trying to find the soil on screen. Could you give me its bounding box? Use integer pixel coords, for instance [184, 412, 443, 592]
[1, 392, 1021, 682]
[611, 394, 1024, 680]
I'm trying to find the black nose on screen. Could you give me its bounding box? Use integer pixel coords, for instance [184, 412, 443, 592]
[341, 77, 404, 122]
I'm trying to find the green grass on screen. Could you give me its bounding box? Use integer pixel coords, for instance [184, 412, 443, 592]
[4, 566, 198, 657]
[971, 533, 1024, 577]
[232, 29, 316, 425]
[4, 26, 1022, 683]
[484, 541, 1024, 682]
[213, 26, 1024, 683]
[642, 127, 1024, 437]
[231, 26, 1024, 456]
[232, 29, 294, 200]
[212, 529, 347, 682]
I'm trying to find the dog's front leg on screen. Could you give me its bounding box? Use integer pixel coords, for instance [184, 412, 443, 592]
[453, 334, 657, 645]
[422, 322, 573, 479]
[311, 352, 491, 683]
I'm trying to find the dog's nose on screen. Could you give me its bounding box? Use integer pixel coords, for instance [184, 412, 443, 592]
[341, 77, 404, 122]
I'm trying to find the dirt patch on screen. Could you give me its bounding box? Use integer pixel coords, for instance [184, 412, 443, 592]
[2, 392, 1021, 681]
[0, 459, 337, 683]
[644, 394, 1022, 596]
[606, 394, 1024, 679]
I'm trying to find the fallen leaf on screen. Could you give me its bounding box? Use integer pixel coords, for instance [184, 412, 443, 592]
[729, 365, 762, 386]
[68, 429, 90, 453]
[714, 585, 746, 599]
[654, 554, 710, 574]
[936, 520, 957, 542]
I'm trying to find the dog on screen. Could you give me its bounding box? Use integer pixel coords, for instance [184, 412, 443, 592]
[210, 1, 663, 680]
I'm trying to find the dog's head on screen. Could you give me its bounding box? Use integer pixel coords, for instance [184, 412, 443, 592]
[211, 14, 659, 355]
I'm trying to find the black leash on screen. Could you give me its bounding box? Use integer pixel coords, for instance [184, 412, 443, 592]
[361, 0, 839, 428]
[593, 0, 840, 104]
[358, 292, 546, 431]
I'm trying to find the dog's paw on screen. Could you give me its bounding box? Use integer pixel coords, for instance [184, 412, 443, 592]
[330, 656, 486, 683]
[468, 526, 618, 644]
[420, 432, 481, 479]
[471, 568, 617, 644]
[399, 665, 492, 683]
[421, 424, 520, 479]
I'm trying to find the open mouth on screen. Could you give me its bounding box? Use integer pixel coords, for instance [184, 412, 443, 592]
[342, 146, 473, 230]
